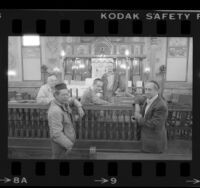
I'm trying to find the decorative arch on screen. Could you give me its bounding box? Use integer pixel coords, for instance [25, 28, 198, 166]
[92, 37, 114, 55]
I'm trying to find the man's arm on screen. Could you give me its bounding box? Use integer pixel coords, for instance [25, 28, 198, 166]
[69, 97, 82, 108]
[138, 105, 168, 130]
[134, 95, 146, 117]
[134, 95, 147, 105]
[69, 97, 85, 117]
[91, 93, 110, 105]
[125, 91, 135, 98]
[80, 89, 90, 105]
[48, 110, 73, 149]
[81, 89, 110, 105]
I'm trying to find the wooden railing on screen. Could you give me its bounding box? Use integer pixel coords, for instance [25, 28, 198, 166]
[166, 105, 192, 140]
[8, 103, 192, 141]
[76, 105, 138, 141]
[8, 103, 192, 158]
[8, 104, 138, 141]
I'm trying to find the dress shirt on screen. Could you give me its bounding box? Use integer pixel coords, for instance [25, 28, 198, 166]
[144, 94, 158, 116]
[36, 84, 54, 104]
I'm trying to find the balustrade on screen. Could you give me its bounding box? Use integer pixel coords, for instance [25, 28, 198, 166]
[8, 103, 192, 141]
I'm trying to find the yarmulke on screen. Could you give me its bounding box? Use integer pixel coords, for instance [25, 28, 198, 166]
[55, 83, 67, 90]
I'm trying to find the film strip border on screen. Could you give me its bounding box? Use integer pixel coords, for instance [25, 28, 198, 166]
[1, 10, 198, 35]
[0, 10, 200, 186]
[10, 17, 191, 35]
[4, 160, 192, 186]
[11, 18, 190, 35]
[9, 161, 190, 177]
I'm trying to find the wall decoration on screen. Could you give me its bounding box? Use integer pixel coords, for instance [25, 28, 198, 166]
[92, 37, 114, 55]
[64, 45, 73, 56]
[151, 37, 159, 45]
[22, 47, 40, 58]
[8, 37, 22, 81]
[108, 37, 124, 42]
[22, 47, 41, 80]
[74, 45, 89, 55]
[168, 47, 187, 58]
[132, 45, 142, 56]
[42, 37, 63, 72]
[91, 58, 114, 78]
[168, 37, 188, 46]
[80, 37, 96, 43]
[45, 37, 59, 54]
[116, 44, 131, 55]
[129, 37, 144, 43]
[166, 38, 189, 81]
[65, 37, 74, 43]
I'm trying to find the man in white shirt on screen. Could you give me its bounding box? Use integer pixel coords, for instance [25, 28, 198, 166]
[134, 80, 168, 153]
[36, 75, 58, 104]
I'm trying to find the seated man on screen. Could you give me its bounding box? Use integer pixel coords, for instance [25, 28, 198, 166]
[134, 80, 168, 153]
[36, 74, 58, 104]
[81, 78, 110, 105]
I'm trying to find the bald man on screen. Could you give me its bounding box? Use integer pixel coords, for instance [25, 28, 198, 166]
[134, 80, 168, 153]
[36, 75, 58, 104]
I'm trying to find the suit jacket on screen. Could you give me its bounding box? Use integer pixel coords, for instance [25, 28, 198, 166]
[101, 72, 120, 99]
[138, 96, 168, 153]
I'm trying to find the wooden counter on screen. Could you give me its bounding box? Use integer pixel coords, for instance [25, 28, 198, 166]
[8, 101, 192, 159]
[8, 101, 192, 140]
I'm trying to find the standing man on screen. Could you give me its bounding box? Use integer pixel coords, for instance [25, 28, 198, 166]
[36, 74, 58, 104]
[101, 63, 120, 102]
[36, 74, 83, 113]
[48, 83, 84, 159]
[81, 78, 110, 105]
[134, 80, 168, 153]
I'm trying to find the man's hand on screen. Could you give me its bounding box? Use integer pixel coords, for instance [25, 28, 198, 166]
[114, 88, 122, 96]
[134, 95, 146, 105]
[65, 147, 72, 156]
[71, 98, 85, 118]
[67, 147, 72, 152]
[134, 111, 142, 121]
[131, 111, 142, 122]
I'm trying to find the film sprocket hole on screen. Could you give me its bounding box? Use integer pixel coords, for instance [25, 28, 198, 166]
[0, 9, 198, 187]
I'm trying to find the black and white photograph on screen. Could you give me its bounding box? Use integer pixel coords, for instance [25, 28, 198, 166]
[8, 36, 192, 160]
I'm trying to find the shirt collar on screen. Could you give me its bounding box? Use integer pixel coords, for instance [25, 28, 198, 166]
[146, 94, 158, 105]
[53, 99, 70, 112]
[53, 99, 62, 107]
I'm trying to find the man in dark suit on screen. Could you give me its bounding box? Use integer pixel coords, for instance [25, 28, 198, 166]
[134, 80, 168, 153]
